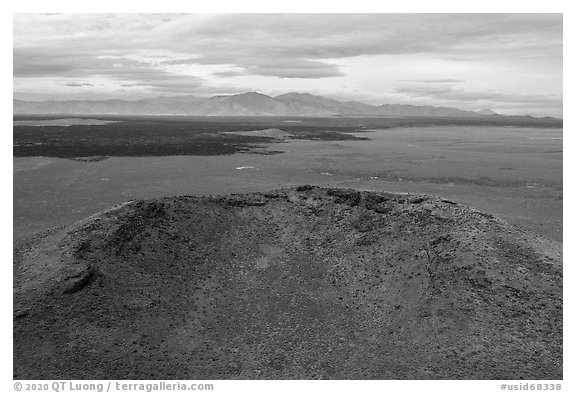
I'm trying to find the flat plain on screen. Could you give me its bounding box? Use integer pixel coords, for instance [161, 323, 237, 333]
[13, 116, 563, 242]
[13, 115, 563, 379]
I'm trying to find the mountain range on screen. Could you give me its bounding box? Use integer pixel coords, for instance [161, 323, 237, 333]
[14, 92, 497, 117]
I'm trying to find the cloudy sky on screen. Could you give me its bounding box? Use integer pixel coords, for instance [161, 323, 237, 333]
[13, 13, 563, 116]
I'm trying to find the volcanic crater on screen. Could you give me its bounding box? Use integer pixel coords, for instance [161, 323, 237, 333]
[13, 186, 562, 379]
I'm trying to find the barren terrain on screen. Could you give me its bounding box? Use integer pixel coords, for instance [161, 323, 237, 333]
[13, 187, 562, 379]
[14, 121, 563, 242]
[13, 117, 563, 379]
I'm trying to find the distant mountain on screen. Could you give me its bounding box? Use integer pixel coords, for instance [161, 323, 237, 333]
[476, 109, 498, 116]
[13, 92, 494, 117]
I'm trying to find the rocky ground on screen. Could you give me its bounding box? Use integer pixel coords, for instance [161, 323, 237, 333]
[13, 186, 562, 379]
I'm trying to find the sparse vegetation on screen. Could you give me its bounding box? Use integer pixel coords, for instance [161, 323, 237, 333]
[13, 187, 562, 379]
[13, 115, 561, 159]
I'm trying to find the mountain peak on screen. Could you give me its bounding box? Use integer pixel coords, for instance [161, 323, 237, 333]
[476, 109, 498, 116]
[275, 92, 316, 98]
[233, 92, 272, 98]
[13, 91, 490, 117]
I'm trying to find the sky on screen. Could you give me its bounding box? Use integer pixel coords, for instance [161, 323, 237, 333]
[13, 13, 563, 117]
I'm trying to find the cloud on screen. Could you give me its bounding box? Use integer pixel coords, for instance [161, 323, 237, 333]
[395, 85, 562, 108]
[14, 14, 562, 80]
[166, 56, 343, 79]
[244, 58, 343, 79]
[12, 14, 562, 115]
[63, 82, 94, 87]
[14, 48, 206, 94]
[211, 70, 245, 78]
[400, 79, 465, 84]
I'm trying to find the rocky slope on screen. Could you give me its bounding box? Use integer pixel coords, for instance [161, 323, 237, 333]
[13, 187, 562, 379]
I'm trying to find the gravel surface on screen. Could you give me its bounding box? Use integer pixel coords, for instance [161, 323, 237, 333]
[13, 186, 562, 379]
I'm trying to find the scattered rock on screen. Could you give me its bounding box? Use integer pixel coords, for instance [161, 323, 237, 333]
[14, 309, 30, 319]
[326, 188, 362, 206]
[13, 186, 562, 380]
[59, 264, 97, 294]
